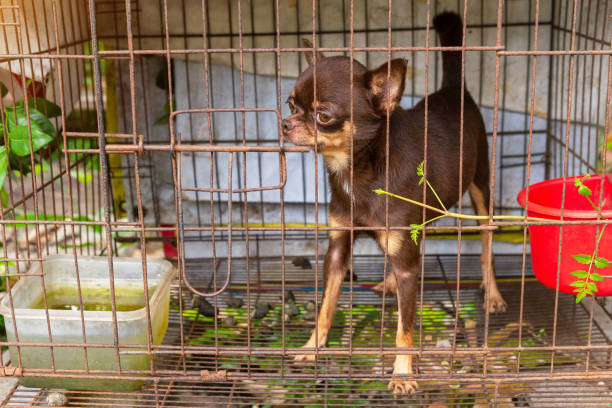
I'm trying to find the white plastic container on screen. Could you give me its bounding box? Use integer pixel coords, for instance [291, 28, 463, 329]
[0, 255, 175, 391]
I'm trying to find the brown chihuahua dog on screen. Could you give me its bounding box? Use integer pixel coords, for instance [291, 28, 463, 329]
[282, 12, 507, 394]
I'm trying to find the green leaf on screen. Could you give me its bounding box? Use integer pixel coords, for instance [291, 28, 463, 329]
[594, 257, 610, 268]
[9, 126, 54, 156]
[0, 147, 7, 190]
[416, 161, 424, 177]
[58, 242, 94, 249]
[418, 176, 424, 186]
[573, 288, 583, 293]
[0, 188, 8, 208]
[373, 189, 385, 195]
[15, 98, 61, 118]
[34, 158, 51, 175]
[569, 280, 586, 287]
[572, 254, 593, 265]
[8, 154, 30, 176]
[574, 178, 581, 187]
[154, 100, 174, 125]
[578, 185, 592, 196]
[576, 292, 586, 303]
[409, 224, 423, 245]
[72, 215, 102, 233]
[70, 169, 93, 184]
[86, 155, 100, 171]
[591, 273, 604, 282]
[26, 107, 55, 137]
[570, 270, 588, 278]
[587, 282, 598, 292]
[155, 61, 174, 91]
[6, 106, 55, 138]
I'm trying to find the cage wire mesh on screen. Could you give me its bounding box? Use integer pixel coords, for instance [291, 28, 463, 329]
[0, 0, 611, 406]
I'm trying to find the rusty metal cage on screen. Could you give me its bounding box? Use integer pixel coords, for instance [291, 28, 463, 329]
[1, 0, 612, 406]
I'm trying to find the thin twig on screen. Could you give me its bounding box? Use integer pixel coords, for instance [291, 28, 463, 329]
[374, 189, 550, 222]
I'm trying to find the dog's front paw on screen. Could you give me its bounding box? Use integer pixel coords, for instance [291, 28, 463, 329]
[484, 293, 508, 313]
[388, 379, 418, 395]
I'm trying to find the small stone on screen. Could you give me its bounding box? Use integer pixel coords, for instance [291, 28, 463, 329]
[305, 300, 316, 312]
[284, 290, 296, 304]
[464, 319, 477, 329]
[292, 256, 312, 270]
[223, 315, 237, 327]
[303, 310, 316, 321]
[285, 301, 300, 318]
[47, 392, 68, 407]
[198, 298, 216, 318]
[252, 301, 270, 320]
[190, 294, 201, 309]
[226, 296, 243, 308]
[264, 317, 278, 328]
[436, 338, 451, 348]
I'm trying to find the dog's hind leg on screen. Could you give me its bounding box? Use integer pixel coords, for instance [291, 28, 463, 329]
[468, 182, 507, 313]
[295, 215, 351, 362]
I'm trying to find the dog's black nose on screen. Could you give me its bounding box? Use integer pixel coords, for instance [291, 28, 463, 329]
[282, 119, 294, 133]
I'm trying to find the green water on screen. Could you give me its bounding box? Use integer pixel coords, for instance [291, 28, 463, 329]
[30, 286, 153, 312]
[17, 283, 167, 391]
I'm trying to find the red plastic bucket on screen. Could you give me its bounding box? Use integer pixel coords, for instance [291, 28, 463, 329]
[517, 175, 612, 295]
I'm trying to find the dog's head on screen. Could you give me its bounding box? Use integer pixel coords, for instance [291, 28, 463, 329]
[282, 40, 408, 163]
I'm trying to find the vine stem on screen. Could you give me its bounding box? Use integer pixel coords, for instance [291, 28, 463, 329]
[587, 225, 607, 277]
[576, 192, 610, 301]
[374, 189, 551, 222]
[425, 180, 447, 212]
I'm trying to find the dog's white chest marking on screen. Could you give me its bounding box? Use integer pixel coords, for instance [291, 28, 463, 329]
[342, 181, 351, 196]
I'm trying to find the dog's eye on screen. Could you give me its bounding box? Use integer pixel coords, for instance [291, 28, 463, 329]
[316, 112, 332, 124]
[288, 100, 296, 114]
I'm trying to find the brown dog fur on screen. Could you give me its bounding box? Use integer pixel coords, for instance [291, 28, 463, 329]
[282, 12, 507, 394]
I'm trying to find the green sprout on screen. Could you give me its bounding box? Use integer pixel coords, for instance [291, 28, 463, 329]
[569, 174, 610, 303]
[375, 167, 610, 305]
[374, 161, 547, 245]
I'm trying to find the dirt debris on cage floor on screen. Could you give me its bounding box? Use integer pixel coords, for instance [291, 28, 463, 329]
[4, 255, 612, 407]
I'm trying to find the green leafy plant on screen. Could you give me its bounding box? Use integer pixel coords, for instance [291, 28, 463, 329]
[568, 174, 610, 303]
[153, 61, 175, 125]
[374, 161, 547, 245]
[375, 164, 610, 305]
[154, 99, 175, 125]
[0, 97, 60, 205]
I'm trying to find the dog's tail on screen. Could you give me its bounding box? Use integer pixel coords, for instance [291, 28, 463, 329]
[433, 12, 463, 88]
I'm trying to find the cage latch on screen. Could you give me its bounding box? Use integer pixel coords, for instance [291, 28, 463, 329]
[0, 366, 22, 377]
[200, 369, 229, 382]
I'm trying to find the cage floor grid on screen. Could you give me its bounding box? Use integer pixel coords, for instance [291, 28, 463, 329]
[4, 255, 612, 407]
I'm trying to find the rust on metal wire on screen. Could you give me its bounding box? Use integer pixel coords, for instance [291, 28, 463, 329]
[0, 0, 611, 405]
[200, 369, 230, 382]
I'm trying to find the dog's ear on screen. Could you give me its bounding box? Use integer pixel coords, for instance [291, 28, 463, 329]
[366, 59, 407, 115]
[302, 38, 324, 67]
